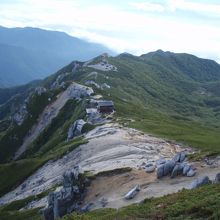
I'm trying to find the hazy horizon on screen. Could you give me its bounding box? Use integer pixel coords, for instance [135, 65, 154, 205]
[0, 0, 220, 63]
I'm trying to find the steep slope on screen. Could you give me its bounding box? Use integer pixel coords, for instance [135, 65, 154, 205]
[1, 50, 220, 163]
[0, 26, 114, 87]
[0, 51, 220, 216]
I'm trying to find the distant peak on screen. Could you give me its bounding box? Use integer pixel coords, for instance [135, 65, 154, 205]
[155, 49, 164, 53]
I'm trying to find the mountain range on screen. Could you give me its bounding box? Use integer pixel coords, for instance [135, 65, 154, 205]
[0, 50, 220, 219]
[0, 26, 114, 87]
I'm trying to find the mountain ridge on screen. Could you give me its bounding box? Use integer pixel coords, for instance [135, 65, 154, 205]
[0, 50, 220, 219]
[0, 26, 114, 87]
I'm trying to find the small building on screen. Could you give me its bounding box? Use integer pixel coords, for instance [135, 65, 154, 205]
[97, 100, 114, 114]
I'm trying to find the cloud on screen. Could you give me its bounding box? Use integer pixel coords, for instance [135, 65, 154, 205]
[130, 2, 165, 12]
[131, 0, 220, 18]
[0, 0, 219, 62]
[168, 0, 220, 15]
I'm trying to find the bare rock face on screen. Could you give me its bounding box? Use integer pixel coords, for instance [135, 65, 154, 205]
[67, 119, 86, 141]
[43, 166, 86, 220]
[71, 62, 80, 73]
[67, 83, 94, 100]
[35, 87, 47, 95]
[50, 72, 69, 89]
[13, 104, 28, 125]
[85, 80, 100, 89]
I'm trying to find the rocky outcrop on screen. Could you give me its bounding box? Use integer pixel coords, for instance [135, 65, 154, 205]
[213, 173, 220, 183]
[67, 83, 94, 100]
[13, 104, 28, 126]
[67, 119, 86, 140]
[43, 166, 86, 220]
[35, 87, 47, 95]
[71, 62, 80, 73]
[157, 160, 176, 178]
[50, 73, 69, 89]
[156, 151, 195, 179]
[85, 80, 100, 89]
[172, 151, 186, 163]
[189, 176, 210, 189]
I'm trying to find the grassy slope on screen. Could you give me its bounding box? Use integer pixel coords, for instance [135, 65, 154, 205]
[1, 52, 220, 219]
[64, 183, 220, 220]
[70, 52, 220, 155]
[0, 137, 86, 197]
[0, 97, 88, 196]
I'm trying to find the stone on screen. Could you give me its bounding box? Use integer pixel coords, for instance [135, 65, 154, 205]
[156, 158, 166, 166]
[43, 206, 53, 220]
[100, 197, 108, 207]
[183, 164, 191, 176]
[163, 160, 176, 176]
[171, 164, 184, 178]
[179, 152, 186, 162]
[186, 169, 196, 177]
[124, 185, 140, 200]
[172, 152, 186, 163]
[157, 165, 164, 179]
[80, 203, 94, 212]
[145, 165, 155, 173]
[213, 173, 220, 183]
[189, 176, 210, 189]
[157, 160, 176, 179]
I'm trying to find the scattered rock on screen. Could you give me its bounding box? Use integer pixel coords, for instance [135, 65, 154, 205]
[35, 87, 47, 95]
[80, 203, 94, 212]
[124, 185, 140, 200]
[145, 164, 155, 173]
[189, 176, 210, 189]
[101, 83, 111, 89]
[85, 80, 100, 89]
[13, 104, 28, 126]
[213, 173, 220, 183]
[100, 197, 108, 207]
[186, 169, 196, 177]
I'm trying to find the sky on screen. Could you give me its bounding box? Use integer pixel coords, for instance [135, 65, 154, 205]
[0, 0, 220, 62]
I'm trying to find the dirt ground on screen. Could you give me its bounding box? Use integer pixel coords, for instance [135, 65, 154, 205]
[83, 163, 220, 210]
